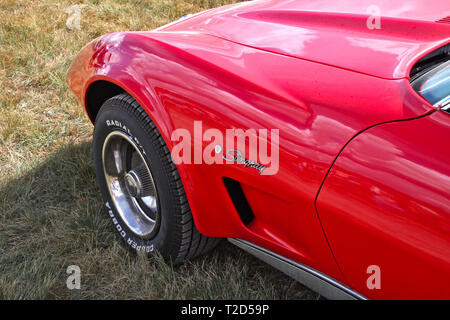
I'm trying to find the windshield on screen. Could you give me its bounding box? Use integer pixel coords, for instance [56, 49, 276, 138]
[419, 61, 450, 107]
[412, 59, 450, 108]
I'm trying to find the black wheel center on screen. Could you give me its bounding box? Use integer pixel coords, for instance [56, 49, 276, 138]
[124, 170, 142, 197]
[124, 164, 154, 198]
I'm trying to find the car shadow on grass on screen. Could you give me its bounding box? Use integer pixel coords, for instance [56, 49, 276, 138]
[0, 141, 319, 299]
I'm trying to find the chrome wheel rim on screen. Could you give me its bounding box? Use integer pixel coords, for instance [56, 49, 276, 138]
[102, 131, 159, 239]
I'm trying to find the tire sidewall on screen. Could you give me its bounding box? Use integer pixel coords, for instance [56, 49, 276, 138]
[93, 100, 179, 258]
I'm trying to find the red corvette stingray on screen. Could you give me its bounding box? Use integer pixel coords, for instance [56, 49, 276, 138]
[67, 0, 450, 299]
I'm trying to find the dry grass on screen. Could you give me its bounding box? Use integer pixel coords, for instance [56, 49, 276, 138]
[0, 0, 319, 299]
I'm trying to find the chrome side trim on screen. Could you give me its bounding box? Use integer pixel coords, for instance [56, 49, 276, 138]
[439, 97, 450, 114]
[228, 238, 367, 300]
[433, 96, 450, 112]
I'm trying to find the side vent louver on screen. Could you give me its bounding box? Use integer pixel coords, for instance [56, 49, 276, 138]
[223, 177, 255, 225]
[436, 16, 450, 24]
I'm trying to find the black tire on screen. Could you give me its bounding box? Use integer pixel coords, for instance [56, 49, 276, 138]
[93, 93, 220, 264]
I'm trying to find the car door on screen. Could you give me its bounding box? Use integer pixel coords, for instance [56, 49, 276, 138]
[316, 58, 450, 299]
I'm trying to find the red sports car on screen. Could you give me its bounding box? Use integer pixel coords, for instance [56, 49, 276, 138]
[67, 0, 450, 299]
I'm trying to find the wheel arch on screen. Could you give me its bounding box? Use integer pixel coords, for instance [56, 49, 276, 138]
[83, 76, 175, 147]
[84, 80, 125, 123]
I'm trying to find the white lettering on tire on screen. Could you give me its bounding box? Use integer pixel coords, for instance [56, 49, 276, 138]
[105, 201, 154, 253]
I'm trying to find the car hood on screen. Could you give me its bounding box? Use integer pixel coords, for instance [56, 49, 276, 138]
[159, 0, 450, 79]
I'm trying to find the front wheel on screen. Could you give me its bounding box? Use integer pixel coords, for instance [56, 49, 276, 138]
[93, 93, 219, 264]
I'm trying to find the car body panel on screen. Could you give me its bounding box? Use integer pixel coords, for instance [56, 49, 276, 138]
[162, 0, 450, 79]
[66, 0, 450, 299]
[317, 110, 450, 299]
